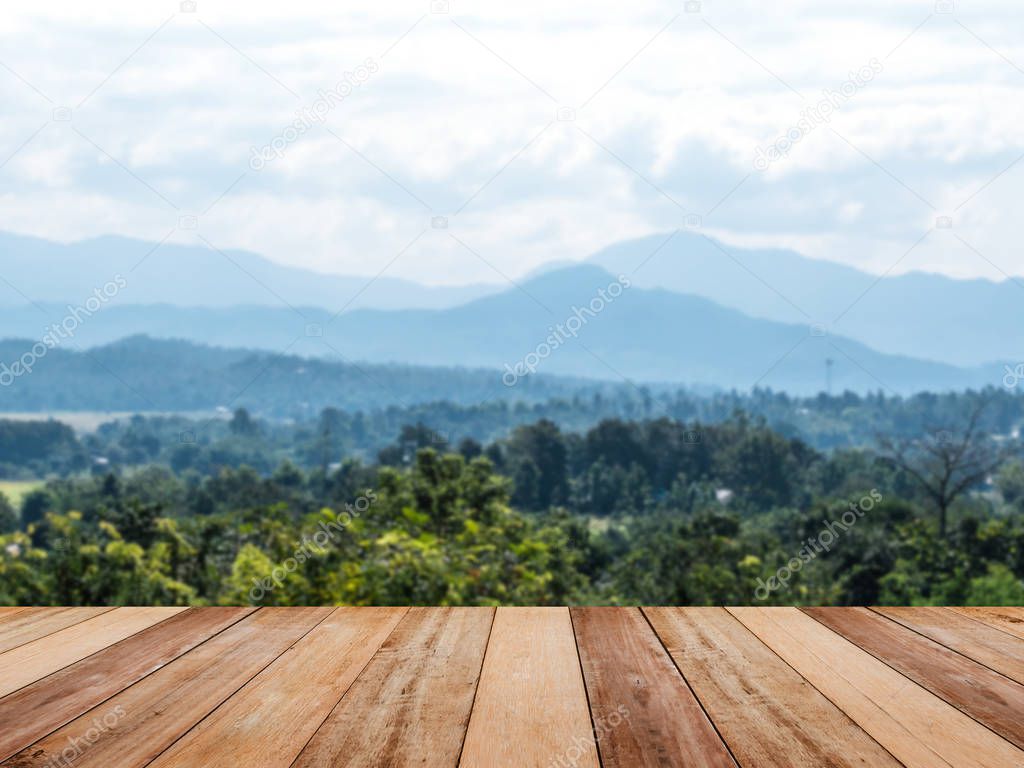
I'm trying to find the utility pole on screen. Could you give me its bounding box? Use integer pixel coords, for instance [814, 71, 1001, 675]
[825, 358, 834, 395]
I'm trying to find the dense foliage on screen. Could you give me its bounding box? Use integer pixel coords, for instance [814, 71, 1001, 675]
[2, 399, 1023, 606]
[5, 386, 1024, 477]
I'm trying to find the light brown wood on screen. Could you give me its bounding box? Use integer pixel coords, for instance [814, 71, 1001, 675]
[0, 607, 113, 653]
[459, 607, 599, 768]
[0, 607, 330, 768]
[147, 607, 405, 768]
[805, 606, 1024, 750]
[0, 606, 183, 698]
[873, 606, 1024, 685]
[0, 606, 253, 762]
[3, 606, 1024, 766]
[573, 607, 735, 767]
[0, 608, 28, 620]
[293, 607, 493, 768]
[647, 607, 897, 767]
[950, 607, 1024, 641]
[729, 607, 1024, 768]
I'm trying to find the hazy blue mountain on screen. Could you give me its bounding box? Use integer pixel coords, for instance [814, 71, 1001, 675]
[0, 231, 498, 311]
[588, 231, 1022, 367]
[2, 229, 1018, 375]
[323, 264, 996, 395]
[1, 264, 996, 396]
[0, 302, 328, 352]
[0, 335, 624, 416]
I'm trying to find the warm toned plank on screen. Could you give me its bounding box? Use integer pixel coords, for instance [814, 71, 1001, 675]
[951, 607, 1024, 641]
[0, 606, 183, 698]
[647, 607, 898, 767]
[460, 607, 599, 768]
[293, 607, 492, 768]
[805, 606, 1024, 750]
[572, 608, 735, 768]
[730, 607, 1024, 768]
[1, 607, 330, 768]
[0, 608, 28, 620]
[147, 607, 406, 768]
[0, 607, 252, 761]
[874, 607, 1024, 685]
[0, 607, 114, 654]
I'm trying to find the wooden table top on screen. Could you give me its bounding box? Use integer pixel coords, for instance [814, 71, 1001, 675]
[0, 606, 1022, 767]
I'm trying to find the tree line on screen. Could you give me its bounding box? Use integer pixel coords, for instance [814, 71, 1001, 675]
[2, 403, 1023, 606]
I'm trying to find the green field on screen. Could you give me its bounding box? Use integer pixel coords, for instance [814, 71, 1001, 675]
[0, 480, 43, 506]
[0, 411, 224, 433]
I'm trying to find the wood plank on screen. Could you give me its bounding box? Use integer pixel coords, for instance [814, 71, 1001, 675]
[0, 608, 28, 621]
[293, 607, 493, 768]
[730, 607, 1024, 768]
[874, 607, 1024, 685]
[1, 607, 330, 768]
[950, 607, 1024, 641]
[0, 607, 113, 653]
[646, 607, 898, 767]
[147, 607, 405, 768]
[0, 607, 252, 761]
[0, 606, 183, 698]
[805, 606, 1024, 750]
[459, 607, 599, 768]
[572, 607, 735, 768]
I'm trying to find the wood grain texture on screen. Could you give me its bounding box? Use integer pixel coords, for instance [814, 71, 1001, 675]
[950, 607, 1024, 641]
[647, 607, 898, 768]
[0, 607, 112, 654]
[0, 607, 329, 768]
[572, 607, 735, 768]
[805, 606, 1024, 750]
[460, 607, 599, 768]
[147, 607, 405, 768]
[293, 607, 493, 768]
[730, 607, 1024, 768]
[0, 607, 252, 762]
[0, 607, 183, 698]
[3, 606, 1024, 767]
[873, 606, 1024, 685]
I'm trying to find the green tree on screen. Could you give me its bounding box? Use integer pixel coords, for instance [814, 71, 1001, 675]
[0, 492, 17, 534]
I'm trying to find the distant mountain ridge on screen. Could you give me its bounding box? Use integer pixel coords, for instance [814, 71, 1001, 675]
[323, 264, 997, 395]
[1, 228, 1019, 374]
[0, 335, 623, 415]
[588, 231, 1022, 366]
[0, 231, 498, 312]
[0, 264, 1003, 396]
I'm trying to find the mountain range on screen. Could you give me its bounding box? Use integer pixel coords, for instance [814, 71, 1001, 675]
[0, 231, 494, 312]
[0, 229, 1017, 396]
[0, 335, 621, 415]
[587, 231, 1022, 368]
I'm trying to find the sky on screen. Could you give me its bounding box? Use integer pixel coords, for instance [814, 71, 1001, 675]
[1, 0, 1023, 285]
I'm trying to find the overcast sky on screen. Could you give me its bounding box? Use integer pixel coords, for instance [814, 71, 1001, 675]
[1, 0, 1023, 285]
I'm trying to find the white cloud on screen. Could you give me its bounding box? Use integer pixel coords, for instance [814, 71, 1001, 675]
[1, 0, 1023, 285]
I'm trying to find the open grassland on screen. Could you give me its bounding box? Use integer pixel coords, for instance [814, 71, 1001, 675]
[0, 411, 223, 433]
[0, 480, 43, 506]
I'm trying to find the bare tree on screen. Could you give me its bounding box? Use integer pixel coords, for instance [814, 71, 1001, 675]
[879, 401, 1004, 538]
